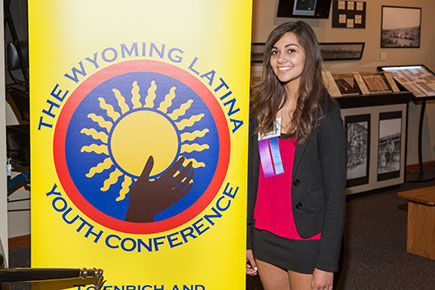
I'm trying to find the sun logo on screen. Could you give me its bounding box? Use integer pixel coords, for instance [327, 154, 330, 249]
[54, 60, 230, 233]
[80, 79, 209, 203]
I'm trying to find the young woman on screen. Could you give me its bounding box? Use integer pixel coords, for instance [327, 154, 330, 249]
[246, 21, 346, 290]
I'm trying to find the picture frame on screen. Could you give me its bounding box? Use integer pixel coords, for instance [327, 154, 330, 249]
[345, 114, 370, 187]
[377, 111, 402, 181]
[332, 0, 367, 29]
[319, 42, 365, 61]
[293, 0, 318, 16]
[361, 73, 392, 94]
[332, 73, 361, 96]
[251, 43, 265, 64]
[381, 6, 421, 48]
[356, 72, 396, 95]
[277, 0, 332, 18]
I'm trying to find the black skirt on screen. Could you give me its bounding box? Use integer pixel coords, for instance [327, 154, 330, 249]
[253, 226, 320, 274]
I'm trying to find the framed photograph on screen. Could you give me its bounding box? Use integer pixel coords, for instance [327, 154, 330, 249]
[277, 0, 332, 18]
[377, 111, 402, 181]
[251, 43, 265, 64]
[332, 73, 361, 96]
[381, 6, 421, 48]
[360, 72, 393, 94]
[293, 0, 318, 16]
[345, 114, 370, 187]
[319, 42, 365, 61]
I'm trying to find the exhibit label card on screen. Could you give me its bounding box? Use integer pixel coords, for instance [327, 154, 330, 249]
[29, 1, 252, 289]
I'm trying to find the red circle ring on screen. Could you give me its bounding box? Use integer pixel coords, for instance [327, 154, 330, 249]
[53, 60, 231, 234]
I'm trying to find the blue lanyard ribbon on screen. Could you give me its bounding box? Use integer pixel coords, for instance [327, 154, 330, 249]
[269, 136, 284, 175]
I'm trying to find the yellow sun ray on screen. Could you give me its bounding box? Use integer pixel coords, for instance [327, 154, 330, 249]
[181, 143, 209, 153]
[168, 99, 193, 121]
[81, 144, 109, 155]
[116, 175, 133, 201]
[101, 168, 123, 191]
[131, 81, 142, 109]
[175, 114, 204, 130]
[98, 98, 120, 122]
[85, 157, 113, 178]
[112, 89, 130, 115]
[183, 157, 205, 168]
[87, 113, 113, 132]
[157, 87, 176, 113]
[144, 80, 157, 108]
[180, 129, 209, 142]
[80, 128, 108, 143]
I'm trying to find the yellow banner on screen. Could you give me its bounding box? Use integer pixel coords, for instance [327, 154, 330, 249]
[29, 1, 252, 289]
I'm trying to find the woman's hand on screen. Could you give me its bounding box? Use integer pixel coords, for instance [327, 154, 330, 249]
[311, 268, 333, 290]
[246, 249, 258, 276]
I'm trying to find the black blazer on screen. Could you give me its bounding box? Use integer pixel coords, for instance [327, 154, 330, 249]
[247, 95, 346, 272]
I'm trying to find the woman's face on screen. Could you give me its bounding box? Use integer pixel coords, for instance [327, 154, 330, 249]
[269, 32, 306, 88]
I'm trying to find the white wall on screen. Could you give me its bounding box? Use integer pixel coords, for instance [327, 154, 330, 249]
[0, 0, 9, 264]
[252, 0, 435, 164]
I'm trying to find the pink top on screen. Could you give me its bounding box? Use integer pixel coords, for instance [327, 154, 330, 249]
[254, 137, 321, 240]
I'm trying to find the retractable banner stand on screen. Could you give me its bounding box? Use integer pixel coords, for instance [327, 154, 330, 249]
[29, 1, 252, 289]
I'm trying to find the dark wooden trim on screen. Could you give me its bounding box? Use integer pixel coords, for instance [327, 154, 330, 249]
[406, 161, 435, 173]
[8, 235, 30, 249]
[335, 91, 413, 109]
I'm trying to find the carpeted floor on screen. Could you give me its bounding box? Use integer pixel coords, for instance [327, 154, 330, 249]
[6, 179, 435, 290]
[336, 180, 435, 290]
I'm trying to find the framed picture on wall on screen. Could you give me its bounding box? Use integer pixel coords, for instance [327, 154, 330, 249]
[293, 0, 318, 16]
[319, 42, 365, 61]
[381, 6, 421, 48]
[345, 114, 370, 187]
[332, 0, 367, 29]
[277, 0, 332, 18]
[377, 111, 402, 181]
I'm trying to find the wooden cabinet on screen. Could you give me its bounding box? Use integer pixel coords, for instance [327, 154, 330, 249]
[335, 92, 413, 194]
[398, 186, 435, 260]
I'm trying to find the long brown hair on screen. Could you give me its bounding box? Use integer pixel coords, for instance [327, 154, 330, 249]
[251, 21, 326, 144]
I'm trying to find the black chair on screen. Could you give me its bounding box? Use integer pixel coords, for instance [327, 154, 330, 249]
[5, 40, 29, 125]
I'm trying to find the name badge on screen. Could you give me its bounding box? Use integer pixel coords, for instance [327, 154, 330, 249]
[258, 118, 284, 177]
[258, 117, 281, 141]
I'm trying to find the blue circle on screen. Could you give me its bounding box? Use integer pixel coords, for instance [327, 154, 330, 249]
[64, 72, 220, 221]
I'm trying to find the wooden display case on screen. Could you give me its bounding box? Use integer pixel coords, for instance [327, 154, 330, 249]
[335, 91, 413, 194]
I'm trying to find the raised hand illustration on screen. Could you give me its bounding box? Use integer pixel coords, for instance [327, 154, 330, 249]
[125, 156, 194, 223]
